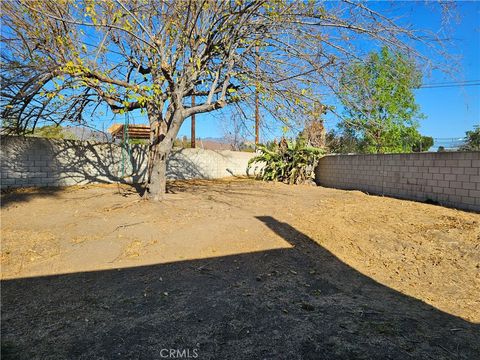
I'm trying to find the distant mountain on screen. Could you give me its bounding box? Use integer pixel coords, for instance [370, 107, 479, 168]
[200, 137, 229, 144]
[0, 125, 110, 142]
[175, 136, 255, 151]
[196, 139, 232, 150]
[63, 126, 111, 142]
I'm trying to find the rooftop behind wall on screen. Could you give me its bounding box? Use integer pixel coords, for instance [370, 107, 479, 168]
[315, 151, 480, 212]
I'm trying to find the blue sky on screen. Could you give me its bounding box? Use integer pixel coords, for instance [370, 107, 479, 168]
[173, 1, 480, 142]
[65, 1, 478, 142]
[411, 1, 480, 139]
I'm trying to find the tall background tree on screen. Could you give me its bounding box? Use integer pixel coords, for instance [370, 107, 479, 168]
[299, 102, 328, 149]
[338, 47, 425, 153]
[1, 0, 454, 199]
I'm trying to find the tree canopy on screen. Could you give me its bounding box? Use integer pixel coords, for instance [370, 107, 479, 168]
[412, 136, 434, 153]
[338, 46, 425, 153]
[1, 0, 454, 197]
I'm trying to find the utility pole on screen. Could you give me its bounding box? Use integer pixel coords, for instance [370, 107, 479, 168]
[191, 94, 196, 148]
[255, 46, 260, 145]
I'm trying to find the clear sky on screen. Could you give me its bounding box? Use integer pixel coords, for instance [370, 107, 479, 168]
[173, 1, 480, 142]
[411, 0, 480, 139]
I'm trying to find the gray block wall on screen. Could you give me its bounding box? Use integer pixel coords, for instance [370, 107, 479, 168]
[315, 152, 480, 212]
[3, 136, 479, 211]
[0, 136, 257, 188]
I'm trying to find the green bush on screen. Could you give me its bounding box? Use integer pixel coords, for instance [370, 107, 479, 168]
[248, 138, 324, 184]
[460, 126, 480, 151]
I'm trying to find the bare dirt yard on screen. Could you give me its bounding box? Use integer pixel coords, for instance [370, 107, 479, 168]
[1, 178, 479, 359]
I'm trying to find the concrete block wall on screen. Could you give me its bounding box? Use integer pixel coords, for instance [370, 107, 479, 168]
[167, 148, 257, 180]
[315, 152, 480, 212]
[0, 136, 257, 188]
[3, 135, 478, 211]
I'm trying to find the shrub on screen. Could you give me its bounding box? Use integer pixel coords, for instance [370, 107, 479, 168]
[248, 138, 324, 184]
[460, 126, 480, 151]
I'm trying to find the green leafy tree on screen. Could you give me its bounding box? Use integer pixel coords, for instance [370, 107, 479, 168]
[412, 136, 434, 152]
[339, 47, 424, 153]
[460, 126, 480, 151]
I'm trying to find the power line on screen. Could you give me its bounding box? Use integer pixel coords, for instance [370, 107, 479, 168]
[420, 82, 480, 89]
[432, 137, 467, 150]
[433, 137, 467, 141]
[422, 79, 480, 86]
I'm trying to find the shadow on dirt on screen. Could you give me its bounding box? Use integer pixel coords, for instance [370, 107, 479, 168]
[0, 187, 64, 208]
[1, 216, 479, 359]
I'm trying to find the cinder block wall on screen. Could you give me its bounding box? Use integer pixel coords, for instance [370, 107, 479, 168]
[315, 152, 480, 211]
[0, 136, 257, 188]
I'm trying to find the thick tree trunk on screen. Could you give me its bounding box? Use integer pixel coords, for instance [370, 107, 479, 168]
[145, 142, 169, 200]
[144, 107, 184, 200]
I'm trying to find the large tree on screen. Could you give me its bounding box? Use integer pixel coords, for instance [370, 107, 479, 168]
[1, 0, 452, 199]
[338, 46, 425, 153]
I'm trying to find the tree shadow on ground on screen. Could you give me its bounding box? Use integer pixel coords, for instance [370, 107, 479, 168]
[0, 187, 62, 208]
[1, 216, 479, 360]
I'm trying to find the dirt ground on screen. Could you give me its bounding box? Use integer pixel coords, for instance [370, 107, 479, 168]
[1, 178, 479, 359]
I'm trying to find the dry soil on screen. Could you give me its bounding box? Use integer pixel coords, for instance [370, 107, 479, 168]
[1, 179, 479, 359]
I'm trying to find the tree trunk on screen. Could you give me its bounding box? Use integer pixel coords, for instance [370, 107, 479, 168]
[144, 108, 183, 201]
[145, 141, 169, 200]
